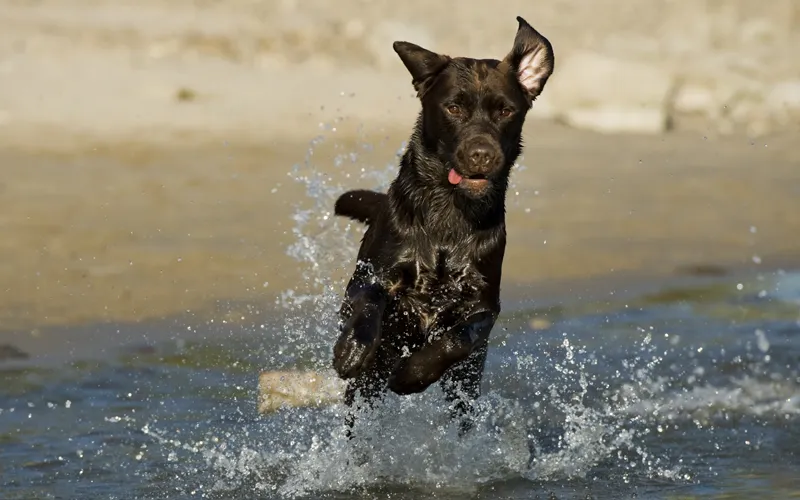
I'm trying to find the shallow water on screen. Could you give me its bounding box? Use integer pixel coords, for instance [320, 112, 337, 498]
[2, 136, 800, 499]
[2, 268, 800, 499]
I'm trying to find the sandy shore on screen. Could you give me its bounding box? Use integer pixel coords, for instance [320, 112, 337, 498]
[2, 125, 799, 336]
[1, 0, 799, 357]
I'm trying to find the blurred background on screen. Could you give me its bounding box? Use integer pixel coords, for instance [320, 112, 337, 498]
[2, 2, 800, 498]
[1, 0, 799, 357]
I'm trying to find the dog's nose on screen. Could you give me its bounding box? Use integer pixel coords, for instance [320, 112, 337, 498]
[468, 146, 494, 169]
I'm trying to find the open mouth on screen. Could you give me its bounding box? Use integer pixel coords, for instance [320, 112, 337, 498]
[448, 169, 489, 186]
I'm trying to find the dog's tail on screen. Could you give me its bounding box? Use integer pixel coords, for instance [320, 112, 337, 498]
[334, 189, 388, 225]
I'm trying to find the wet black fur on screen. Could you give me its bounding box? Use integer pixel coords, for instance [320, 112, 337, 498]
[331, 16, 554, 437]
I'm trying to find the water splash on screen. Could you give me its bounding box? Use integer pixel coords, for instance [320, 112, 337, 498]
[117, 133, 800, 498]
[211, 133, 687, 495]
[276, 133, 402, 367]
[275, 133, 532, 367]
[128, 327, 694, 497]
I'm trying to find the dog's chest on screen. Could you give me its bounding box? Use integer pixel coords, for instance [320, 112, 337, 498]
[390, 249, 484, 334]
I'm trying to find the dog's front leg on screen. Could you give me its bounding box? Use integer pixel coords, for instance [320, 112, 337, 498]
[333, 280, 387, 380]
[387, 310, 496, 395]
[440, 342, 488, 436]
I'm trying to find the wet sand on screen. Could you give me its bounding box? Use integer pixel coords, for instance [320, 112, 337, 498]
[3, 0, 800, 363]
[1, 123, 799, 351]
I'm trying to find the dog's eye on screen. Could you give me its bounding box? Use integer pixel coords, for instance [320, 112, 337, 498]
[446, 105, 462, 116]
[499, 108, 514, 118]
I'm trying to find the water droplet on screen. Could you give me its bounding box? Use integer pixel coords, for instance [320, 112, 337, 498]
[754, 329, 770, 353]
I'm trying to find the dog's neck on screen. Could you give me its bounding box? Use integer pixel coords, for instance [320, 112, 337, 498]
[388, 139, 510, 239]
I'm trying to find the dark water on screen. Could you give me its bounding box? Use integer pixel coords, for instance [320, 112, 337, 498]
[2, 269, 800, 499]
[2, 139, 800, 499]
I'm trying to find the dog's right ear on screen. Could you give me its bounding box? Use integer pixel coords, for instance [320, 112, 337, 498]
[393, 42, 450, 96]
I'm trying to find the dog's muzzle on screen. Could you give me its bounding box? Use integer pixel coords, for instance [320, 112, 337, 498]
[455, 136, 503, 178]
[450, 136, 503, 197]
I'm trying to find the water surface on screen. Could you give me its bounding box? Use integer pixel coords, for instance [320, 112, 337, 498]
[2, 136, 800, 499]
[2, 269, 799, 499]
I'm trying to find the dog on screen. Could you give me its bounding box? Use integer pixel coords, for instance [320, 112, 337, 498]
[331, 16, 555, 436]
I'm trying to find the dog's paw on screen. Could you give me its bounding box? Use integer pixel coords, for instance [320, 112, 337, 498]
[387, 353, 443, 395]
[333, 335, 375, 379]
[332, 304, 383, 379]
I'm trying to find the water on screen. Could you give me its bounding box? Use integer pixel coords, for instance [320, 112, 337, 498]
[2, 135, 800, 499]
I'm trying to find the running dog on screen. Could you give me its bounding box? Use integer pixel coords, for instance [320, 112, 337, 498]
[332, 16, 555, 435]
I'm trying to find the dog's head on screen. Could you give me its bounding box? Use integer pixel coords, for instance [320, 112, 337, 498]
[394, 17, 554, 198]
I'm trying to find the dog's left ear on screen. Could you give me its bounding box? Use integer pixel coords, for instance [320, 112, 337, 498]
[504, 16, 555, 104]
[393, 41, 451, 96]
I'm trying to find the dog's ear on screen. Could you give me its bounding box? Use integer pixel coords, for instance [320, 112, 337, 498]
[504, 16, 555, 103]
[393, 41, 450, 96]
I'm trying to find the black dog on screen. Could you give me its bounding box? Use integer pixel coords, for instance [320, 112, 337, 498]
[332, 17, 555, 435]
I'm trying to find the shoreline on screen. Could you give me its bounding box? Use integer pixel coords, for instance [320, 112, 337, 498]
[1, 123, 799, 362]
[2, 0, 799, 355]
[2, 262, 794, 367]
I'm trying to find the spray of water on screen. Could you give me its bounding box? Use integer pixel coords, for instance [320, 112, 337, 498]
[214, 131, 688, 495]
[119, 131, 800, 498]
[276, 131, 401, 366]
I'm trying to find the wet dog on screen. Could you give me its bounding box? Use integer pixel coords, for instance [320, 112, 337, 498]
[332, 17, 555, 436]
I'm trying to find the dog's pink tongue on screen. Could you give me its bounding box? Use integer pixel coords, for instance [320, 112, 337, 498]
[448, 169, 463, 185]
